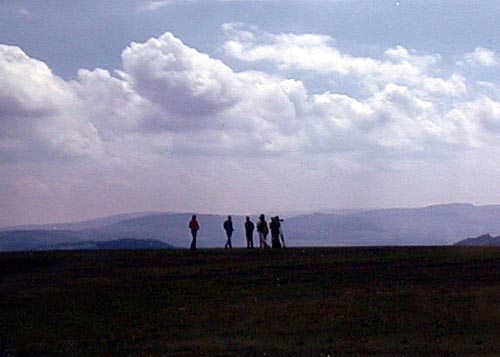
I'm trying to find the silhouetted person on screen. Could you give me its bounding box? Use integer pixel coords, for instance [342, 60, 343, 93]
[224, 215, 234, 249]
[257, 214, 270, 249]
[277, 215, 286, 248]
[270, 216, 282, 249]
[244, 216, 255, 248]
[188, 215, 199, 250]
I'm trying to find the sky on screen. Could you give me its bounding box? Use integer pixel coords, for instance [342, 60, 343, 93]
[2, 0, 500, 226]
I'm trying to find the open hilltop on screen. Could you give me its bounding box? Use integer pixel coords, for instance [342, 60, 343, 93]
[1, 246, 499, 355]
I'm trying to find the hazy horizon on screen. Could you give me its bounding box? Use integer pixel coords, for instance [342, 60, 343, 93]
[0, 201, 492, 229]
[3, 1, 500, 227]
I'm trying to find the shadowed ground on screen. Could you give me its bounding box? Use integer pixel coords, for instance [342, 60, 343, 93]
[1, 247, 499, 355]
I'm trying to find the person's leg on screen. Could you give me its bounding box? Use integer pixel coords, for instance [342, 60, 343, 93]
[190, 231, 197, 250]
[273, 232, 281, 248]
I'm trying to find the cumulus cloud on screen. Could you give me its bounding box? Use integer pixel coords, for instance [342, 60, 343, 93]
[122, 32, 242, 121]
[3, 25, 500, 168]
[214, 24, 500, 156]
[74, 68, 157, 136]
[221, 23, 467, 97]
[462, 47, 498, 67]
[0, 45, 103, 161]
[0, 45, 69, 118]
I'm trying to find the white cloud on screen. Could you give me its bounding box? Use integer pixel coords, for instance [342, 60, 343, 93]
[221, 23, 467, 97]
[140, 0, 193, 11]
[141, 0, 268, 9]
[462, 96, 500, 135]
[0, 45, 103, 162]
[17, 8, 31, 17]
[122, 32, 242, 121]
[2, 27, 500, 168]
[463, 47, 498, 67]
[74, 68, 157, 136]
[0, 45, 69, 117]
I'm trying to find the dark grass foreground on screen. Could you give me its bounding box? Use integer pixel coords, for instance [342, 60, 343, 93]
[1, 247, 499, 355]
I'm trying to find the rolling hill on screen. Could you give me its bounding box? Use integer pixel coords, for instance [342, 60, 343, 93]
[455, 233, 500, 246]
[44, 238, 174, 250]
[3, 203, 500, 251]
[0, 211, 162, 232]
[284, 203, 500, 246]
[0, 230, 85, 251]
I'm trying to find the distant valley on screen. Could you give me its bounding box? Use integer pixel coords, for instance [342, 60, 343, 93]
[2, 203, 500, 251]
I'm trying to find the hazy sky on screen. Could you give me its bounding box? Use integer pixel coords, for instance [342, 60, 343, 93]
[3, 0, 500, 226]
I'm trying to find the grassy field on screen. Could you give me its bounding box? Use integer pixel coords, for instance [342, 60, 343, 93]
[1, 246, 499, 355]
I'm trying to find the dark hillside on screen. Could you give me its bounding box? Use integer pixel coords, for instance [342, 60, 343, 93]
[43, 239, 175, 250]
[0, 230, 84, 251]
[1, 247, 499, 355]
[455, 233, 500, 246]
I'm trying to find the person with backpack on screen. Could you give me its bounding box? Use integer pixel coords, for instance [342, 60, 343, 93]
[270, 216, 282, 249]
[223, 216, 234, 249]
[188, 215, 200, 250]
[244, 216, 255, 249]
[257, 214, 270, 249]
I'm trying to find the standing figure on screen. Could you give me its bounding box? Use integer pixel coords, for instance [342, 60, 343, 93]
[188, 215, 200, 250]
[244, 216, 255, 249]
[270, 216, 282, 249]
[223, 215, 234, 249]
[257, 214, 270, 249]
[277, 216, 286, 248]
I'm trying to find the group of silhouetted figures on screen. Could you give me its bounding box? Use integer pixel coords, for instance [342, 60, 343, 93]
[188, 214, 285, 250]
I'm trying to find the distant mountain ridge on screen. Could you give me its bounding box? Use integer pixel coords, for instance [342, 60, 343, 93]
[0, 211, 163, 232]
[455, 233, 500, 246]
[3, 203, 500, 251]
[283, 203, 500, 246]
